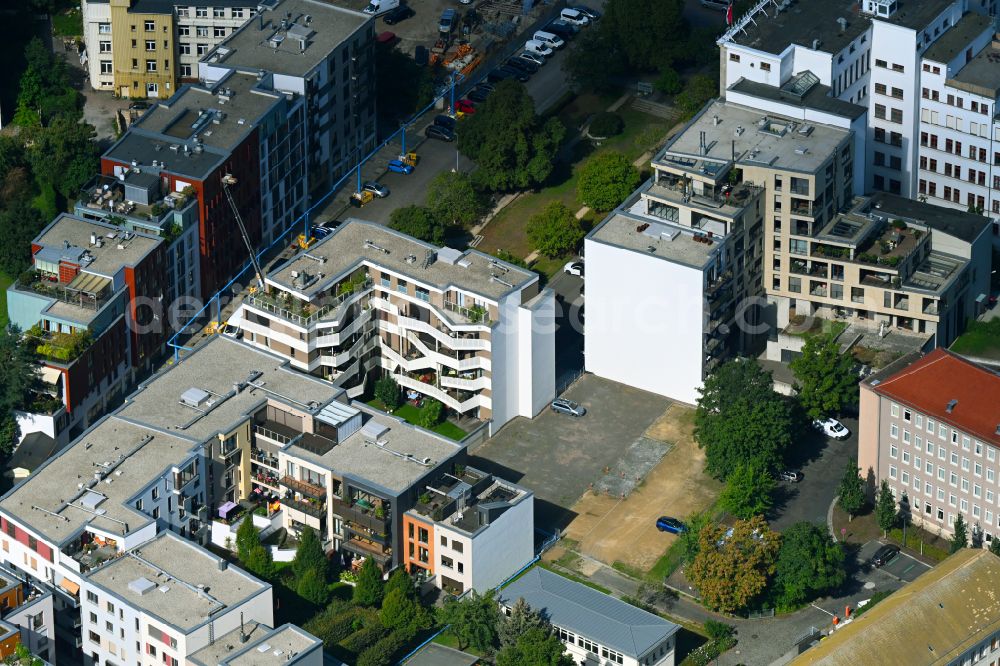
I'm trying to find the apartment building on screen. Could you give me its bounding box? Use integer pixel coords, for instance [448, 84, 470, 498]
[0, 564, 56, 664]
[81, 0, 253, 95]
[769, 193, 992, 351]
[402, 467, 533, 595]
[499, 568, 680, 666]
[791, 548, 1000, 665]
[236, 218, 555, 431]
[199, 0, 376, 198]
[102, 69, 306, 297]
[859, 348, 1000, 545]
[5, 214, 166, 445]
[189, 623, 322, 666]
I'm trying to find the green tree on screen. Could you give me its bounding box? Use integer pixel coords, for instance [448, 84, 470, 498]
[951, 514, 968, 553]
[719, 462, 775, 519]
[437, 590, 500, 653]
[576, 151, 641, 212]
[0, 199, 46, 276]
[588, 112, 624, 137]
[601, 0, 688, 70]
[563, 29, 626, 94]
[526, 202, 585, 259]
[774, 522, 846, 607]
[14, 38, 82, 127]
[496, 627, 573, 666]
[384, 567, 417, 601]
[374, 376, 400, 411]
[457, 81, 565, 192]
[0, 326, 36, 424]
[677, 511, 711, 564]
[389, 205, 444, 244]
[379, 587, 430, 639]
[245, 543, 275, 579]
[296, 567, 328, 605]
[427, 172, 485, 227]
[27, 116, 99, 201]
[790, 332, 858, 420]
[675, 74, 718, 118]
[353, 557, 385, 607]
[837, 458, 866, 521]
[654, 66, 683, 95]
[875, 480, 897, 537]
[687, 516, 781, 613]
[990, 536, 1000, 557]
[694, 359, 793, 480]
[235, 516, 259, 562]
[0, 417, 18, 458]
[292, 526, 327, 583]
[498, 597, 549, 648]
[418, 399, 443, 428]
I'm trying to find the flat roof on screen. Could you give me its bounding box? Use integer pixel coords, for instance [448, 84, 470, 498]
[403, 643, 479, 666]
[878, 0, 963, 30]
[499, 568, 679, 659]
[191, 622, 320, 665]
[268, 219, 537, 302]
[948, 40, 1000, 97]
[923, 13, 993, 63]
[285, 404, 462, 494]
[659, 100, 852, 175]
[35, 214, 161, 277]
[203, 0, 371, 78]
[728, 77, 867, 120]
[103, 72, 283, 180]
[870, 192, 990, 244]
[87, 531, 268, 633]
[117, 336, 339, 443]
[792, 549, 1000, 665]
[724, 0, 869, 55]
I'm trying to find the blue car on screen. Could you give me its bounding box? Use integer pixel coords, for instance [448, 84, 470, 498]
[656, 516, 687, 534]
[387, 159, 413, 174]
[311, 225, 331, 239]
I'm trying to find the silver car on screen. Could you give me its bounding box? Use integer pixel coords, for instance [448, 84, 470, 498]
[362, 181, 390, 198]
[551, 398, 586, 417]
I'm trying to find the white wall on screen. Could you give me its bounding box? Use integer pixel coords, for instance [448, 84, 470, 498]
[468, 493, 533, 592]
[584, 238, 705, 405]
[81, 0, 112, 91]
[516, 290, 555, 420]
[7, 592, 55, 664]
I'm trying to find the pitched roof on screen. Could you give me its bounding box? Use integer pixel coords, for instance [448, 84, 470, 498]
[792, 549, 1000, 665]
[498, 568, 678, 659]
[868, 349, 1000, 447]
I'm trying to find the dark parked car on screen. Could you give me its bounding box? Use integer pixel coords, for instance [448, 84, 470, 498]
[870, 544, 900, 567]
[505, 57, 538, 74]
[414, 45, 429, 66]
[546, 20, 579, 40]
[467, 87, 491, 103]
[434, 114, 456, 131]
[129, 100, 151, 111]
[487, 68, 516, 83]
[571, 4, 602, 19]
[656, 516, 687, 534]
[495, 65, 530, 82]
[425, 124, 455, 142]
[382, 4, 414, 24]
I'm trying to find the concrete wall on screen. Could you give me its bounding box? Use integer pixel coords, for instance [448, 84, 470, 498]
[468, 493, 533, 592]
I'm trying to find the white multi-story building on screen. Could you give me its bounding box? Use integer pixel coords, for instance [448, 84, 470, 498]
[500, 567, 680, 666]
[81, 0, 114, 91]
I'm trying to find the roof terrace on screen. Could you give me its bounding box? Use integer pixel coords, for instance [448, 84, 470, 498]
[76, 174, 195, 237]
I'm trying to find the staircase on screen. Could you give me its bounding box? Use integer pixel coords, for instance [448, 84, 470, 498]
[631, 97, 679, 121]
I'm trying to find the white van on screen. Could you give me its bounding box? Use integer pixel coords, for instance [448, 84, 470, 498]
[559, 8, 590, 26]
[524, 40, 554, 57]
[533, 30, 565, 49]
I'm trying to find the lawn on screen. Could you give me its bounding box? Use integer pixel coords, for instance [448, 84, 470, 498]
[51, 7, 82, 37]
[950, 319, 1000, 359]
[0, 272, 11, 329]
[365, 399, 468, 441]
[432, 631, 489, 658]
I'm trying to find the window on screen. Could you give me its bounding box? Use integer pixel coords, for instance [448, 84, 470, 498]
[418, 527, 428, 543]
[214, 26, 226, 38]
[214, 6, 225, 17]
[890, 423, 899, 439]
[875, 104, 887, 119]
[197, 44, 209, 55]
[99, 22, 111, 33]
[729, 53, 740, 62]
[891, 403, 899, 417]
[178, 26, 189, 36]
[890, 108, 903, 123]
[875, 58, 887, 68]
[89, 631, 100, 644]
[180, 64, 192, 77]
[760, 62, 771, 71]
[890, 465, 897, 479]
[196, 26, 209, 37]
[146, 59, 157, 72]
[440, 535, 447, 546]
[100, 60, 112, 74]
[441, 555, 454, 569]
[233, 8, 244, 18]
[87, 590, 98, 603]
[892, 63, 904, 73]
[452, 540, 464, 553]
[196, 6, 208, 17]
[179, 43, 191, 55]
[144, 20, 155, 31]
[890, 444, 898, 459]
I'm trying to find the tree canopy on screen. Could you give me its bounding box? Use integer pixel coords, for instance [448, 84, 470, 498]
[437, 590, 500, 653]
[374, 376, 400, 411]
[562, 29, 626, 94]
[498, 597, 550, 648]
[576, 151, 641, 212]
[687, 516, 781, 613]
[875, 480, 897, 537]
[695, 359, 794, 479]
[952, 514, 968, 553]
[235, 516, 259, 563]
[427, 172, 486, 227]
[600, 0, 688, 70]
[496, 627, 574, 666]
[292, 526, 328, 583]
[790, 332, 858, 420]
[719, 461, 775, 519]
[837, 458, 866, 520]
[457, 81, 565, 192]
[353, 558, 385, 607]
[773, 522, 846, 608]
[389, 205, 444, 244]
[526, 202, 585, 259]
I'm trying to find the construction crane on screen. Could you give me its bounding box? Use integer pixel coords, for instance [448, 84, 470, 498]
[221, 174, 265, 290]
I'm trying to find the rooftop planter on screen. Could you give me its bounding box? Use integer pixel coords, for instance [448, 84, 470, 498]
[26, 326, 93, 363]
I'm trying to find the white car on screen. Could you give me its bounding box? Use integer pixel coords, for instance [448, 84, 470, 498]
[220, 323, 240, 339]
[519, 50, 546, 66]
[560, 8, 590, 25]
[814, 417, 850, 440]
[563, 261, 584, 276]
[524, 40, 554, 57]
[532, 30, 565, 50]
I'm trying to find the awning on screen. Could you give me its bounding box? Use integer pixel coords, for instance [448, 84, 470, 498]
[218, 501, 238, 519]
[59, 578, 80, 596]
[38, 366, 62, 386]
[66, 272, 110, 297]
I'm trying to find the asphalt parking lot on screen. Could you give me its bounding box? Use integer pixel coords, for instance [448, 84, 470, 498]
[856, 539, 932, 583]
[468, 374, 670, 531]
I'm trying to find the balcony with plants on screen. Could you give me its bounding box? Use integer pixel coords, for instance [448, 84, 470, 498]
[24, 325, 94, 365]
[75, 175, 195, 235]
[244, 272, 373, 328]
[14, 270, 113, 314]
[650, 167, 764, 217]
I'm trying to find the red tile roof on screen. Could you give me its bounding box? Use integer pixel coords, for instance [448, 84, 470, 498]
[871, 349, 1000, 447]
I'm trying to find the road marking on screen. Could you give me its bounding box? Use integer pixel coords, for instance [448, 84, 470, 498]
[810, 603, 835, 617]
[899, 562, 917, 577]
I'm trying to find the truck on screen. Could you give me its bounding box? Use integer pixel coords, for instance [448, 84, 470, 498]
[363, 0, 399, 17]
[439, 8, 458, 35]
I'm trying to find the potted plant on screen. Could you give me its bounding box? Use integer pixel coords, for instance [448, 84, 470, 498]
[418, 492, 431, 505]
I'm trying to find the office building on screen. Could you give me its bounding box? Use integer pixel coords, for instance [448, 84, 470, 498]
[235, 218, 556, 431]
[499, 567, 680, 666]
[189, 623, 322, 666]
[402, 467, 533, 595]
[859, 348, 1000, 544]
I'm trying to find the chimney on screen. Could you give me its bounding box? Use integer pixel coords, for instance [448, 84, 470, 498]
[812, 38, 821, 50]
[239, 612, 248, 643]
[946, 399, 958, 413]
[837, 17, 848, 32]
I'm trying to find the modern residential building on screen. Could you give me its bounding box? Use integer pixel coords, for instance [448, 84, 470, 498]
[767, 192, 992, 355]
[101, 68, 306, 297]
[859, 348, 1000, 544]
[402, 467, 533, 595]
[499, 567, 680, 666]
[791, 548, 1000, 665]
[585, 97, 855, 404]
[5, 214, 166, 446]
[0, 564, 56, 664]
[199, 0, 376, 198]
[81, 0, 255, 96]
[189, 622, 322, 666]
[235, 218, 556, 431]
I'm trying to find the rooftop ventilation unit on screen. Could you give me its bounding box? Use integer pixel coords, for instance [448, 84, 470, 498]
[794, 146, 809, 155]
[128, 577, 157, 596]
[797, 124, 815, 137]
[364, 240, 389, 254]
[946, 399, 958, 413]
[181, 387, 211, 407]
[491, 273, 514, 288]
[405, 254, 417, 264]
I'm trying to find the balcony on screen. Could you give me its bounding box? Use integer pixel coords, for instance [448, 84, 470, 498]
[343, 536, 391, 563]
[331, 498, 389, 531]
[344, 522, 390, 545]
[15, 274, 113, 314]
[281, 476, 327, 499]
[76, 174, 192, 234]
[790, 199, 814, 217]
[255, 423, 299, 446]
[251, 469, 280, 489]
[243, 278, 373, 328]
[250, 448, 279, 469]
[650, 172, 764, 214]
[282, 497, 326, 519]
[443, 300, 491, 324]
[23, 327, 94, 365]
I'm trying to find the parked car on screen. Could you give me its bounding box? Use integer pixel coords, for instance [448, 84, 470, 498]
[467, 87, 491, 103]
[532, 30, 565, 50]
[487, 68, 515, 84]
[414, 45, 429, 66]
[425, 124, 455, 142]
[524, 40, 554, 57]
[454, 98, 476, 113]
[571, 4, 602, 19]
[495, 65, 530, 82]
[382, 4, 414, 24]
[129, 100, 151, 111]
[434, 114, 457, 131]
[219, 323, 240, 339]
[519, 50, 546, 66]
[563, 261, 584, 276]
[386, 159, 413, 174]
[551, 398, 586, 417]
[362, 181, 390, 198]
[560, 7, 590, 25]
[506, 57, 538, 74]
[814, 417, 850, 440]
[546, 20, 579, 40]
[779, 470, 802, 483]
[870, 544, 900, 567]
[311, 225, 332, 239]
[655, 516, 687, 534]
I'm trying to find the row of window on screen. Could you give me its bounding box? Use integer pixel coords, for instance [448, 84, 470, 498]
[178, 26, 227, 38]
[176, 6, 251, 18]
[180, 43, 213, 56]
[874, 82, 903, 99]
[874, 58, 905, 73]
[919, 107, 993, 138]
[727, 52, 771, 72]
[832, 49, 868, 99]
[888, 479, 1000, 535]
[873, 104, 904, 124]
